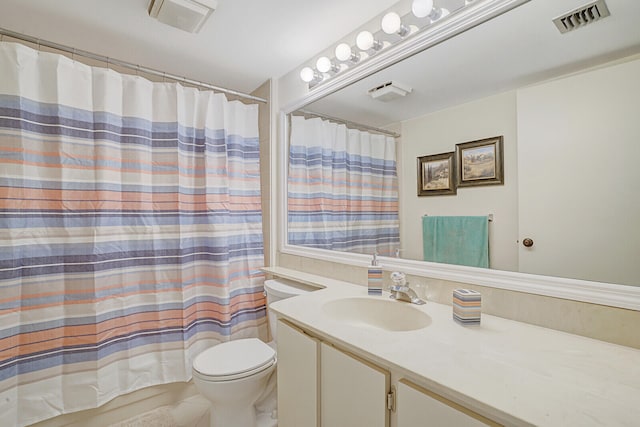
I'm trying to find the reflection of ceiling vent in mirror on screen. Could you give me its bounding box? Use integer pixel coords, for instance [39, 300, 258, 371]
[553, 0, 610, 34]
[368, 81, 412, 102]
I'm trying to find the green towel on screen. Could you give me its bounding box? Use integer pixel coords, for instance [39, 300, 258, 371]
[422, 216, 489, 268]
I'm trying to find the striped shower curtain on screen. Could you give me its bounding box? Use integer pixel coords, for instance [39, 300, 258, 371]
[0, 42, 266, 426]
[288, 115, 400, 256]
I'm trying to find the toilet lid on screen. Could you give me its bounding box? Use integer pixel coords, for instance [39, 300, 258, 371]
[193, 338, 276, 379]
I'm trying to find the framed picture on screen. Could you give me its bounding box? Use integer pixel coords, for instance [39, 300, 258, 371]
[417, 152, 456, 196]
[456, 136, 504, 187]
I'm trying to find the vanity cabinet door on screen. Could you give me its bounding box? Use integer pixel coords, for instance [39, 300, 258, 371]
[321, 342, 389, 427]
[396, 379, 501, 427]
[277, 319, 320, 427]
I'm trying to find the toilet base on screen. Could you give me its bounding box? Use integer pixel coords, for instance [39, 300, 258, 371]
[206, 393, 277, 427]
[193, 362, 276, 427]
[209, 401, 256, 427]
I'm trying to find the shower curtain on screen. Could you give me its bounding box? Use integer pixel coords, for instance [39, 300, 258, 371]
[0, 42, 266, 426]
[288, 115, 400, 256]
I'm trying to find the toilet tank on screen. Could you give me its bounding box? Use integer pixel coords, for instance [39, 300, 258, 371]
[264, 278, 316, 342]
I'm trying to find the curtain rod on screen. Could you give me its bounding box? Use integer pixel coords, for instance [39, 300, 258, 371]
[0, 27, 267, 104]
[294, 109, 401, 138]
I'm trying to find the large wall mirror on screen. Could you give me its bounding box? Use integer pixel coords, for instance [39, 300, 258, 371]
[282, 0, 640, 306]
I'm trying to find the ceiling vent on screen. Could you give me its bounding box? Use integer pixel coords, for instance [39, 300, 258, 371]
[368, 81, 412, 102]
[553, 0, 610, 34]
[148, 0, 218, 33]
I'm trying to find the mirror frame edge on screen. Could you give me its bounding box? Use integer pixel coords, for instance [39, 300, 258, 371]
[276, 0, 640, 312]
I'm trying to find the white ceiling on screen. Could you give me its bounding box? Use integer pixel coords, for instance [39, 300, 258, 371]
[0, 0, 400, 94]
[1, 0, 638, 113]
[307, 0, 640, 127]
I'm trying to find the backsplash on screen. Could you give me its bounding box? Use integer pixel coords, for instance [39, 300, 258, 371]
[277, 252, 640, 349]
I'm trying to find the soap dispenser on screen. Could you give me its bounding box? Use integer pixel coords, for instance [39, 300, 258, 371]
[367, 252, 382, 296]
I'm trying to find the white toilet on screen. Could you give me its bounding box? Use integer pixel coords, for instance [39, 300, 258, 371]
[192, 278, 315, 427]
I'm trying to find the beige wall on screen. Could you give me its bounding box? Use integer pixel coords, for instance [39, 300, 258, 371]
[252, 79, 273, 267]
[399, 91, 519, 271]
[397, 56, 639, 282]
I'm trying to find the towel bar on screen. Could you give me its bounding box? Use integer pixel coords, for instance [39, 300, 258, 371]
[423, 214, 494, 222]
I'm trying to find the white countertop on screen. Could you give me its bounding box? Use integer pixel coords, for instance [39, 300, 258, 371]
[264, 267, 640, 427]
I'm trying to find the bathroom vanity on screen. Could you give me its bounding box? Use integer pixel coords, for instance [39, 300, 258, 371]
[278, 319, 498, 427]
[265, 267, 640, 427]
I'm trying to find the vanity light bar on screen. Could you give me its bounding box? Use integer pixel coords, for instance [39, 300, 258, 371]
[300, 0, 456, 88]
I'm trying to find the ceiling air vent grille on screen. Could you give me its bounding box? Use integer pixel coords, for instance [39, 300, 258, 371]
[368, 81, 412, 102]
[553, 0, 611, 34]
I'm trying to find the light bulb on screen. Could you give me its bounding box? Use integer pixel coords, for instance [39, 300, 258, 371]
[299, 67, 315, 83]
[335, 43, 353, 62]
[381, 12, 402, 34]
[411, 0, 434, 18]
[316, 56, 333, 73]
[430, 7, 450, 21]
[356, 31, 377, 51]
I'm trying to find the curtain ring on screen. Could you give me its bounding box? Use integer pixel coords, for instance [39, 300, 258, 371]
[162, 72, 166, 83]
[136, 64, 140, 76]
[106, 57, 110, 70]
[37, 38, 41, 53]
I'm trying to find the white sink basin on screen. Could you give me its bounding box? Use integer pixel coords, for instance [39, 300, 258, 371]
[322, 297, 431, 332]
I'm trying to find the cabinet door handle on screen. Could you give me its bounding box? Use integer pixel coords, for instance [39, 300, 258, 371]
[522, 238, 534, 248]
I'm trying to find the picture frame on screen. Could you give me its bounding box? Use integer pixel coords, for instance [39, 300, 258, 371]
[417, 152, 457, 196]
[456, 136, 504, 187]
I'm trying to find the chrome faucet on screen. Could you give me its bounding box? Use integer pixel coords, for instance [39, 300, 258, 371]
[389, 272, 425, 305]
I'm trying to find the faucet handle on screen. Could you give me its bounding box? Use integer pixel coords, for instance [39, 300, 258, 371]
[390, 271, 406, 286]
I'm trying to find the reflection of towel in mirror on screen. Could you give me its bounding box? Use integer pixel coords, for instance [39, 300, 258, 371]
[422, 216, 489, 268]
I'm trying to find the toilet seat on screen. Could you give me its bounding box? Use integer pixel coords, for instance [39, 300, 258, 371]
[193, 338, 276, 381]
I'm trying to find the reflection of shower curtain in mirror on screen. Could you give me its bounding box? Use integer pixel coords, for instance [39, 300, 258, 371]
[288, 115, 399, 256]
